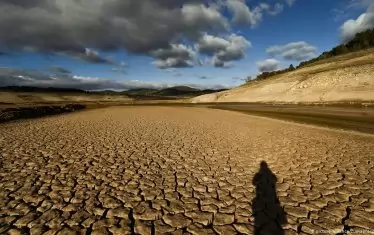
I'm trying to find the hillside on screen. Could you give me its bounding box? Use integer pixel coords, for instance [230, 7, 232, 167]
[192, 29, 374, 104]
[192, 49, 374, 103]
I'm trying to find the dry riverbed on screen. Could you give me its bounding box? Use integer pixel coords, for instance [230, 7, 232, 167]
[1, 106, 374, 234]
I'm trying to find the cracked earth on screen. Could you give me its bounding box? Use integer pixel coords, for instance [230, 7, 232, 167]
[1, 106, 374, 235]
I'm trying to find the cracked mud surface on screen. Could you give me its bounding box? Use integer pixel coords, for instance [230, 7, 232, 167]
[1, 106, 374, 234]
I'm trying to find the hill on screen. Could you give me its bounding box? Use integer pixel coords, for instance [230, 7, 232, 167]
[192, 49, 374, 103]
[245, 28, 374, 83]
[192, 29, 374, 104]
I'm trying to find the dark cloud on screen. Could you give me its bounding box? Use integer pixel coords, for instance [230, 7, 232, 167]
[198, 75, 209, 79]
[226, 0, 284, 26]
[257, 59, 280, 72]
[266, 41, 317, 61]
[0, 0, 280, 68]
[196, 33, 251, 67]
[0, 0, 228, 62]
[65, 49, 113, 64]
[150, 44, 197, 69]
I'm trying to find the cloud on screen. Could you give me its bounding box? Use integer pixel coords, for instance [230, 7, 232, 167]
[150, 44, 197, 69]
[285, 0, 296, 7]
[196, 75, 209, 80]
[266, 41, 317, 61]
[0, 0, 291, 70]
[196, 33, 251, 67]
[75, 48, 113, 64]
[332, 8, 351, 22]
[48, 66, 72, 74]
[0, 67, 229, 91]
[195, 34, 231, 55]
[150, 45, 198, 69]
[347, 0, 374, 9]
[226, 0, 284, 26]
[111, 67, 127, 74]
[172, 72, 183, 77]
[257, 59, 280, 72]
[340, 6, 374, 42]
[268, 3, 284, 16]
[0, 0, 228, 63]
[120, 61, 128, 67]
[226, 0, 263, 26]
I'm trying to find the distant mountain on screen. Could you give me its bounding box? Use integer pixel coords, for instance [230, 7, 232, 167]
[121, 86, 228, 99]
[124, 88, 159, 96]
[0, 85, 227, 99]
[155, 86, 200, 96]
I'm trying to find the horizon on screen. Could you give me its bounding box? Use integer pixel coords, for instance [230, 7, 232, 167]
[0, 0, 373, 91]
[0, 84, 229, 92]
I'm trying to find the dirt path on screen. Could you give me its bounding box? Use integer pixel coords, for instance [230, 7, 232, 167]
[1, 107, 374, 234]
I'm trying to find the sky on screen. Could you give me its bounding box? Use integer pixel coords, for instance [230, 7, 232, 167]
[0, 0, 373, 90]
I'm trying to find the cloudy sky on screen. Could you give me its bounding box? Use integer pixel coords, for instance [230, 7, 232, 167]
[0, 0, 373, 90]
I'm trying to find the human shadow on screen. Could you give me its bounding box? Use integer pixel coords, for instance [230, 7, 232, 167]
[252, 161, 287, 235]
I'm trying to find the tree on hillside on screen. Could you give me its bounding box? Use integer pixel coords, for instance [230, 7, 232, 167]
[297, 28, 374, 68]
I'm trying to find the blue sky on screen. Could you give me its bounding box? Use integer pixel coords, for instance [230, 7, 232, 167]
[0, 0, 373, 90]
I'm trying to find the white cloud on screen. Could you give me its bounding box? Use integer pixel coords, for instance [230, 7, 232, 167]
[285, 0, 296, 7]
[257, 59, 280, 72]
[347, 0, 374, 9]
[340, 6, 374, 42]
[266, 41, 317, 61]
[268, 3, 285, 16]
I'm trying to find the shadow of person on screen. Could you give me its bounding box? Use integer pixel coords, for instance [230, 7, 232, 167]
[252, 161, 287, 235]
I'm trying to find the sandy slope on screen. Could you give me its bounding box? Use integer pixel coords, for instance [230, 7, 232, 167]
[192, 50, 374, 103]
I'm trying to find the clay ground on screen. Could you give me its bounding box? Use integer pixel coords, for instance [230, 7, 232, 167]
[1, 106, 374, 234]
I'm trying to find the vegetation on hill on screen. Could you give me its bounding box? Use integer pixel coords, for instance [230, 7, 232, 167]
[298, 28, 374, 68]
[252, 64, 296, 82]
[247, 28, 374, 83]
